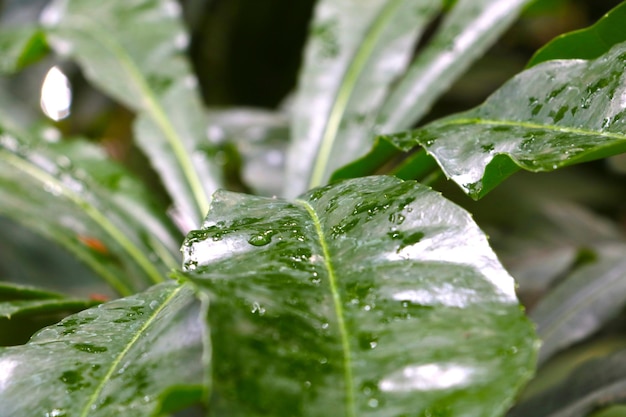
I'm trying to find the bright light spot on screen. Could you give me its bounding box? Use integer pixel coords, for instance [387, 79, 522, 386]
[0, 359, 17, 390]
[392, 284, 478, 308]
[40, 66, 72, 121]
[379, 363, 476, 392]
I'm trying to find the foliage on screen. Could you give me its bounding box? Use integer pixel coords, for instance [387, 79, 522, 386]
[0, 0, 625, 416]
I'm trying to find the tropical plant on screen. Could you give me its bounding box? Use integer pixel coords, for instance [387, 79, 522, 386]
[0, 0, 625, 416]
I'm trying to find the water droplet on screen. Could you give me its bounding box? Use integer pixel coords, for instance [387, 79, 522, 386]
[367, 398, 379, 408]
[248, 230, 273, 246]
[321, 322, 329, 330]
[73, 343, 107, 354]
[251, 302, 266, 315]
[174, 32, 189, 50]
[303, 381, 312, 389]
[206, 126, 225, 144]
[45, 409, 67, 417]
[42, 127, 61, 143]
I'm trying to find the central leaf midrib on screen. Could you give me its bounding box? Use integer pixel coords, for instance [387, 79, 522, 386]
[79, 284, 184, 417]
[66, 17, 210, 223]
[440, 118, 626, 141]
[295, 199, 355, 417]
[308, 0, 403, 190]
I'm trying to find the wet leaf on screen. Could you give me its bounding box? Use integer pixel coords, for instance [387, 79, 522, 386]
[377, 0, 533, 132]
[41, 0, 223, 226]
[384, 41, 626, 199]
[284, 0, 441, 196]
[528, 2, 626, 67]
[0, 282, 207, 417]
[180, 176, 537, 417]
[532, 244, 626, 365]
[0, 126, 180, 295]
[0, 25, 48, 74]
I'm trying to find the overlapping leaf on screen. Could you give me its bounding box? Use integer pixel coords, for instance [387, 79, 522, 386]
[0, 25, 48, 74]
[384, 40, 626, 199]
[0, 125, 180, 295]
[0, 282, 207, 417]
[284, 0, 441, 196]
[531, 244, 626, 365]
[41, 0, 222, 226]
[180, 176, 537, 417]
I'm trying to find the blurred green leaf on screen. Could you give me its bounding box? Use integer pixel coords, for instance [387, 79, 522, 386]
[41, 0, 223, 226]
[384, 41, 626, 199]
[284, 0, 441, 197]
[0, 282, 207, 417]
[180, 176, 537, 417]
[0, 126, 180, 295]
[206, 108, 289, 197]
[0, 281, 65, 301]
[376, 0, 533, 132]
[510, 349, 626, 417]
[0, 26, 48, 74]
[0, 298, 98, 320]
[531, 244, 626, 365]
[528, 1, 626, 67]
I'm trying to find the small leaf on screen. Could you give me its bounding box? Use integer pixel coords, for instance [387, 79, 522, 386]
[0, 282, 207, 417]
[0, 26, 48, 74]
[41, 0, 223, 226]
[181, 176, 537, 417]
[377, 0, 533, 132]
[0, 126, 180, 295]
[384, 41, 626, 199]
[531, 244, 626, 365]
[528, 2, 626, 67]
[284, 0, 441, 196]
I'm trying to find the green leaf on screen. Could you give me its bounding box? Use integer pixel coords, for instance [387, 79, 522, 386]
[0, 126, 180, 295]
[41, 0, 223, 226]
[0, 298, 98, 320]
[528, 1, 626, 67]
[384, 41, 626, 199]
[206, 108, 289, 197]
[180, 176, 537, 417]
[0, 26, 48, 74]
[0, 282, 65, 301]
[531, 244, 626, 365]
[376, 0, 533, 133]
[284, 0, 441, 197]
[0, 282, 207, 417]
[510, 349, 626, 417]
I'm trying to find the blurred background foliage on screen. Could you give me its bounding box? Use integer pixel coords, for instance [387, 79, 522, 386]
[1, 0, 626, 412]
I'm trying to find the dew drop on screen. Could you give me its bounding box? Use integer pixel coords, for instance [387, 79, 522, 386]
[248, 231, 272, 246]
[367, 399, 379, 408]
[251, 301, 266, 316]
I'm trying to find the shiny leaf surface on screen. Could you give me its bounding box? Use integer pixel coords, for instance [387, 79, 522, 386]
[532, 244, 626, 365]
[181, 176, 537, 417]
[0, 282, 206, 417]
[285, 0, 441, 196]
[41, 0, 222, 226]
[385, 41, 626, 199]
[376, 0, 533, 132]
[0, 126, 180, 295]
[528, 2, 626, 67]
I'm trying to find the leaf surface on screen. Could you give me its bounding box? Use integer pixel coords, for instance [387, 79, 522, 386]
[41, 0, 222, 226]
[531, 244, 626, 365]
[528, 1, 626, 67]
[181, 176, 537, 417]
[0, 25, 48, 74]
[284, 0, 441, 196]
[0, 282, 206, 417]
[384, 41, 626, 199]
[0, 126, 180, 295]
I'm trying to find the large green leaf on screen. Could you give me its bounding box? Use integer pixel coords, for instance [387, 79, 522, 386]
[531, 244, 626, 365]
[180, 176, 537, 417]
[41, 0, 222, 226]
[0, 125, 180, 295]
[284, 0, 441, 197]
[528, 1, 626, 67]
[0, 282, 207, 417]
[376, 0, 533, 133]
[384, 41, 626, 199]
